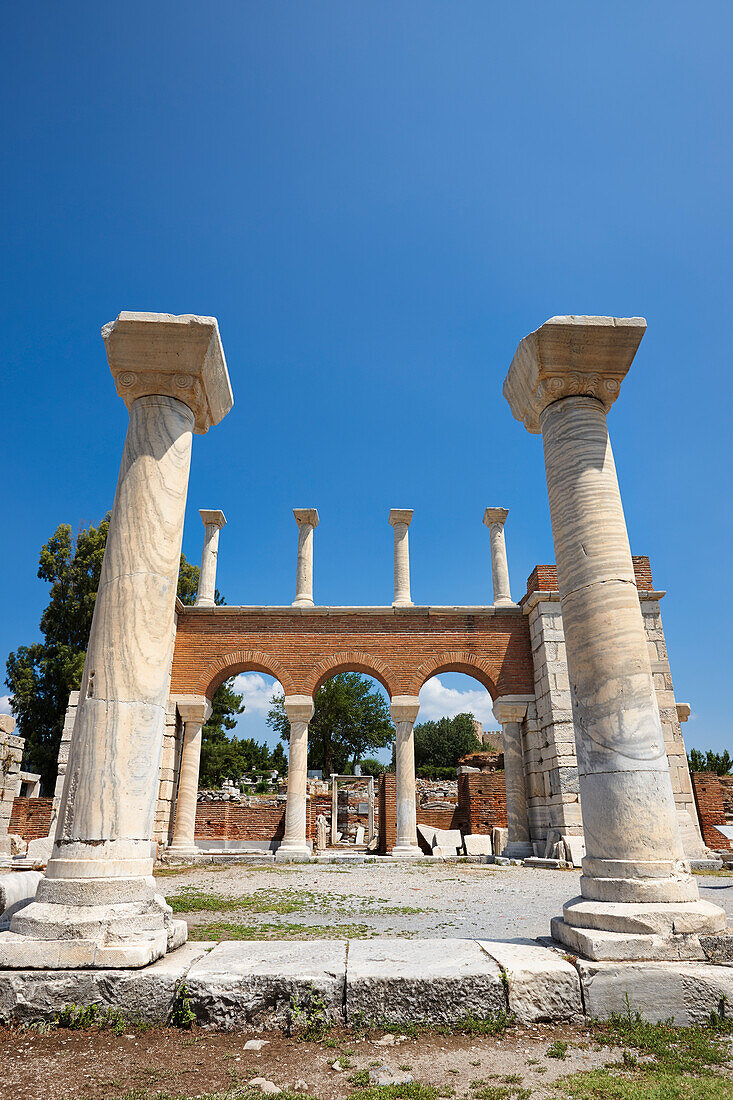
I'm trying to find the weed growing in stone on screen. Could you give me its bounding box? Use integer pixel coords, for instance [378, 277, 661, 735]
[170, 984, 196, 1029]
[186, 919, 374, 940]
[289, 984, 330, 1040]
[54, 1003, 127, 1033]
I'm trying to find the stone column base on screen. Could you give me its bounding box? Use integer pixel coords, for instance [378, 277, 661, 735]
[551, 896, 726, 962]
[391, 844, 422, 859]
[166, 846, 199, 859]
[275, 845, 312, 863]
[503, 841, 534, 859]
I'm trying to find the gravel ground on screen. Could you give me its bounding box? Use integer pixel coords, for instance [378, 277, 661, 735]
[155, 861, 733, 940]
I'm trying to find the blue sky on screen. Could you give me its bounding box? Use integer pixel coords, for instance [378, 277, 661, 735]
[2, 3, 732, 755]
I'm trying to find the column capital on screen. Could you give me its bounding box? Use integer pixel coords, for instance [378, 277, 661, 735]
[389, 509, 413, 528]
[390, 695, 420, 724]
[174, 694, 212, 724]
[293, 508, 319, 529]
[483, 507, 508, 529]
[503, 315, 647, 434]
[283, 695, 315, 723]
[102, 312, 234, 435]
[200, 509, 226, 530]
[492, 694, 534, 725]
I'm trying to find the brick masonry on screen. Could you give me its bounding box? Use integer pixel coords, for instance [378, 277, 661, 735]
[691, 773, 733, 850]
[8, 797, 53, 841]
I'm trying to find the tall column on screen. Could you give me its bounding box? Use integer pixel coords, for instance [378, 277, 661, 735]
[493, 696, 534, 858]
[389, 509, 414, 607]
[483, 508, 514, 606]
[196, 510, 226, 607]
[391, 695, 420, 857]
[504, 314, 724, 959]
[276, 695, 314, 861]
[168, 696, 212, 856]
[0, 312, 233, 969]
[292, 509, 319, 608]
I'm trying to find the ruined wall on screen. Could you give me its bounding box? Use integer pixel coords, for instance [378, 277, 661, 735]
[691, 773, 733, 851]
[0, 720, 24, 837]
[458, 772, 507, 835]
[8, 797, 53, 840]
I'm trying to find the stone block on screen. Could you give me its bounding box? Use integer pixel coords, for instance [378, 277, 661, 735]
[0, 941, 210, 1023]
[185, 940, 347, 1029]
[346, 939, 506, 1026]
[432, 829, 463, 854]
[478, 940, 582, 1023]
[464, 834, 493, 856]
[492, 827, 508, 854]
[578, 960, 733, 1025]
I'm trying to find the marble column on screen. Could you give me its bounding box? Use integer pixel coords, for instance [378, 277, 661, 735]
[493, 696, 534, 858]
[292, 509, 319, 608]
[389, 509, 414, 607]
[196, 510, 226, 607]
[0, 312, 233, 969]
[504, 314, 724, 959]
[168, 696, 212, 856]
[276, 695, 314, 861]
[391, 695, 420, 857]
[483, 508, 514, 607]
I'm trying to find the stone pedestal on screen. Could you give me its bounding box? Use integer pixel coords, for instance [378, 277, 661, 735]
[389, 510, 414, 608]
[292, 510, 319, 608]
[483, 508, 514, 607]
[0, 313, 233, 969]
[493, 696, 534, 859]
[276, 696, 314, 861]
[391, 696, 420, 857]
[504, 315, 725, 959]
[196, 510, 226, 607]
[167, 697, 212, 857]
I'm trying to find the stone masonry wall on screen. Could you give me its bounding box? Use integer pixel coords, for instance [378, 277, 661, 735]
[8, 797, 53, 840]
[0, 725, 24, 837]
[154, 702, 182, 844]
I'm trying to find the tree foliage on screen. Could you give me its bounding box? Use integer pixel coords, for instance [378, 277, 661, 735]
[267, 673, 393, 776]
[688, 748, 733, 776]
[5, 518, 241, 794]
[409, 712, 484, 776]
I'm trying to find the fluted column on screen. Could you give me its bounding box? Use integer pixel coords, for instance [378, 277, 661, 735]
[493, 696, 533, 858]
[483, 508, 514, 607]
[292, 509, 319, 608]
[196, 510, 226, 607]
[391, 695, 420, 856]
[168, 696, 212, 855]
[1, 312, 233, 969]
[276, 695, 315, 861]
[389, 509, 414, 607]
[504, 314, 724, 958]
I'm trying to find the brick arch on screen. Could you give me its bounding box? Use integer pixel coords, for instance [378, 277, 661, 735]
[408, 653, 499, 700]
[309, 650, 397, 698]
[196, 649, 297, 699]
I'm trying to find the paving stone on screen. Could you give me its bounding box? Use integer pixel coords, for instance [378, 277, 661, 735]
[346, 938, 506, 1026]
[578, 959, 733, 1025]
[185, 940, 347, 1030]
[477, 939, 582, 1023]
[0, 941, 211, 1024]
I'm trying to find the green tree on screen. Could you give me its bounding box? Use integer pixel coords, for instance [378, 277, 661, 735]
[688, 748, 733, 776]
[5, 518, 240, 793]
[409, 712, 484, 776]
[267, 673, 393, 776]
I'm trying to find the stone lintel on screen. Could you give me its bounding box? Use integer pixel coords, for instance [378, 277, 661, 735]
[483, 507, 508, 528]
[199, 509, 227, 530]
[493, 695, 534, 725]
[102, 312, 233, 435]
[503, 315, 647, 433]
[293, 508, 319, 529]
[283, 695, 315, 723]
[389, 509, 414, 527]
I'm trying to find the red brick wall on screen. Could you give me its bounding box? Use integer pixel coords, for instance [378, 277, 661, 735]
[691, 773, 732, 850]
[525, 556, 654, 599]
[171, 606, 534, 701]
[378, 772, 397, 854]
[458, 772, 507, 834]
[8, 797, 53, 840]
[194, 799, 316, 844]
